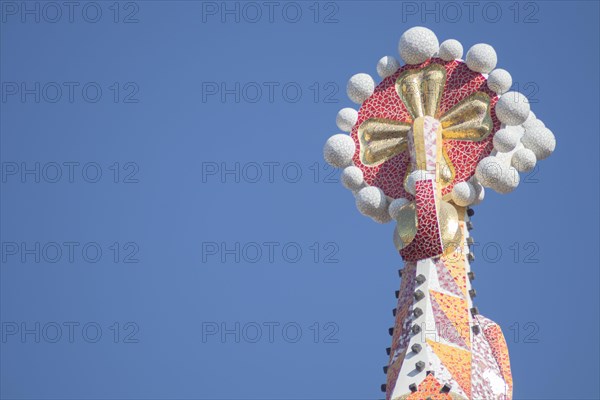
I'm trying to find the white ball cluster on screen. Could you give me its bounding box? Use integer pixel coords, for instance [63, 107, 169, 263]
[388, 197, 410, 220]
[511, 148, 537, 172]
[336, 108, 358, 132]
[355, 186, 389, 220]
[493, 128, 520, 152]
[451, 181, 476, 207]
[377, 56, 400, 79]
[438, 39, 463, 61]
[371, 210, 392, 224]
[522, 115, 545, 130]
[398, 27, 439, 65]
[347, 73, 375, 104]
[495, 92, 530, 126]
[323, 134, 355, 168]
[487, 69, 512, 94]
[521, 112, 536, 129]
[475, 156, 520, 194]
[521, 126, 556, 160]
[466, 44, 497, 74]
[341, 166, 364, 192]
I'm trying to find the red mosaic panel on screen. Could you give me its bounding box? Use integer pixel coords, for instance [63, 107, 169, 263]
[431, 292, 469, 349]
[400, 179, 443, 261]
[472, 315, 510, 399]
[482, 318, 513, 397]
[386, 261, 417, 398]
[351, 59, 499, 199]
[430, 290, 471, 349]
[390, 262, 418, 355]
[385, 348, 406, 400]
[435, 258, 464, 298]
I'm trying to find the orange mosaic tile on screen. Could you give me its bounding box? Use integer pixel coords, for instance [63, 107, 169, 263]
[402, 373, 453, 399]
[484, 323, 513, 397]
[430, 290, 470, 348]
[439, 257, 467, 298]
[427, 339, 472, 398]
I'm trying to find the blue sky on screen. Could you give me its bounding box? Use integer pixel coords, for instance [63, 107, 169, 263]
[1, 1, 599, 399]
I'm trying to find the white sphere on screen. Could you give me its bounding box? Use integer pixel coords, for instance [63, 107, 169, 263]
[451, 181, 476, 207]
[511, 148, 537, 172]
[493, 128, 520, 152]
[323, 134, 356, 168]
[404, 170, 428, 195]
[487, 69, 512, 94]
[341, 166, 364, 191]
[476, 157, 520, 194]
[371, 210, 392, 224]
[438, 39, 463, 61]
[388, 197, 410, 220]
[377, 56, 400, 79]
[471, 180, 485, 205]
[495, 92, 530, 126]
[336, 108, 358, 132]
[475, 156, 504, 187]
[398, 27, 439, 65]
[523, 118, 545, 130]
[521, 111, 535, 128]
[521, 126, 556, 160]
[355, 186, 388, 217]
[347, 73, 375, 104]
[465, 43, 497, 74]
[492, 166, 520, 194]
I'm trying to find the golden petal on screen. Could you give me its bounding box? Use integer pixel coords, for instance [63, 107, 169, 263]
[396, 64, 447, 120]
[358, 118, 411, 166]
[441, 92, 493, 141]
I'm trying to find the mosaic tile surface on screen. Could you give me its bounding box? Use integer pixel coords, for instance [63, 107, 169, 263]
[399, 179, 443, 261]
[351, 59, 499, 200]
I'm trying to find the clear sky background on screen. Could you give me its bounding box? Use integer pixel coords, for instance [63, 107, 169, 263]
[1, 1, 599, 399]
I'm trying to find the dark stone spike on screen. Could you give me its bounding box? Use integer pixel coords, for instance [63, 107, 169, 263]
[469, 289, 477, 298]
[411, 343, 422, 353]
[472, 325, 481, 335]
[440, 384, 452, 393]
[411, 324, 421, 334]
[415, 274, 426, 284]
[470, 307, 479, 317]
[380, 383, 387, 392]
[386, 347, 391, 355]
[413, 290, 425, 301]
[409, 383, 417, 392]
[467, 208, 475, 217]
[468, 271, 476, 281]
[415, 361, 425, 372]
[388, 327, 394, 336]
